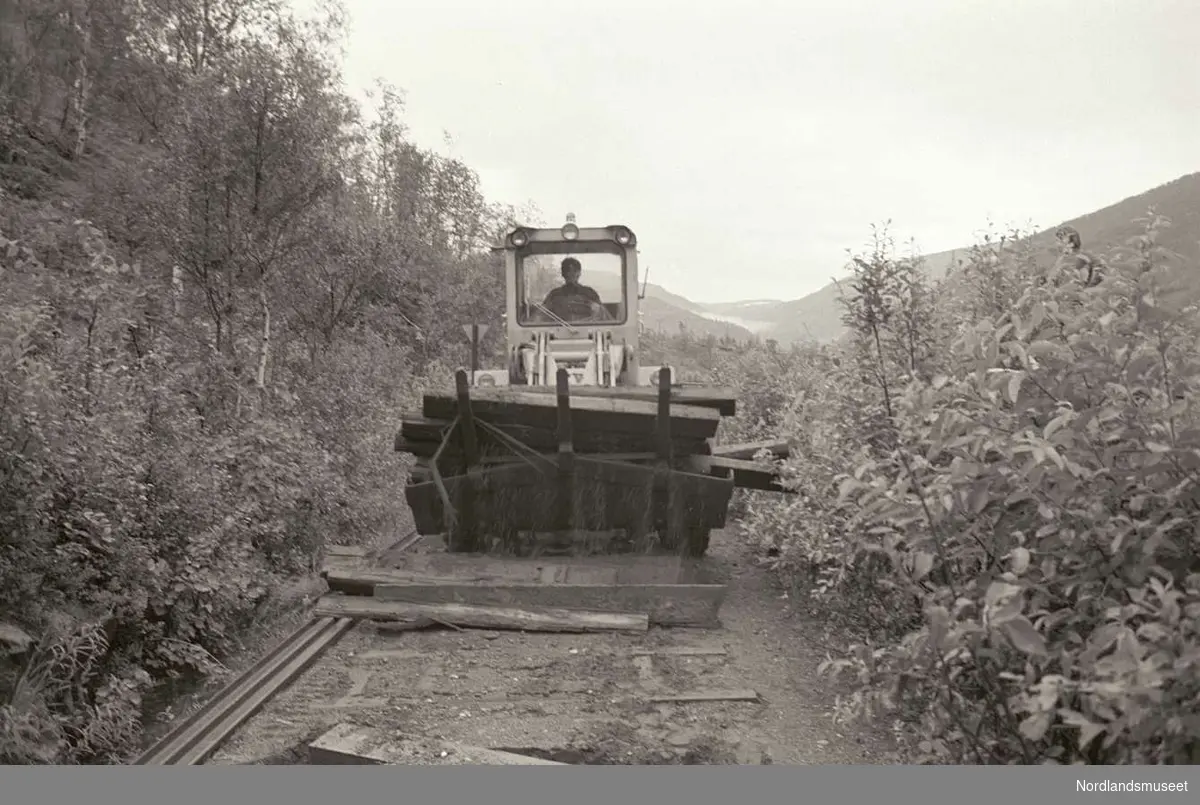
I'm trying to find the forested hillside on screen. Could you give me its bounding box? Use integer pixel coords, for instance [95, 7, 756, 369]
[0, 0, 516, 762]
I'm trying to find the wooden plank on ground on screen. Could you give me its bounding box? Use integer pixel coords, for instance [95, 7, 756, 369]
[557, 564, 621, 585]
[647, 689, 760, 703]
[440, 741, 569, 766]
[630, 646, 727, 657]
[321, 557, 370, 579]
[313, 595, 649, 633]
[325, 545, 370, 557]
[370, 552, 713, 585]
[309, 724, 567, 765]
[371, 580, 726, 627]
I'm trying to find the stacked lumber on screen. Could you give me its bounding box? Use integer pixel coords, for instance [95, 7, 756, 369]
[395, 416, 713, 459]
[422, 388, 722, 435]
[395, 388, 723, 461]
[464, 384, 740, 417]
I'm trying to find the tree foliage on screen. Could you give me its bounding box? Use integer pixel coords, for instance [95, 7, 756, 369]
[0, 0, 518, 762]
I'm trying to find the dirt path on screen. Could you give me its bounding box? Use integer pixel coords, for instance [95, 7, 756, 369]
[701, 535, 893, 764]
[208, 531, 894, 765]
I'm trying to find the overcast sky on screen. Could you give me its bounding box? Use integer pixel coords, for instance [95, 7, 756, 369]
[295, 0, 1199, 303]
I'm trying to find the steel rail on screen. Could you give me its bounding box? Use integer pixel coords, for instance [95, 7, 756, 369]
[135, 535, 425, 765]
[132, 616, 355, 765]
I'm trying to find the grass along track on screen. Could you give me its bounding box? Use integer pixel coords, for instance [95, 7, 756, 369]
[133, 531, 427, 765]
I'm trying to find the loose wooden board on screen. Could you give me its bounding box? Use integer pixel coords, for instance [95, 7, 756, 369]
[309, 724, 567, 765]
[630, 646, 727, 657]
[325, 545, 371, 558]
[647, 689, 760, 703]
[313, 595, 649, 633]
[367, 552, 716, 585]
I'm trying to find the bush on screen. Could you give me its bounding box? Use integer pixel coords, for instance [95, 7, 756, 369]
[714, 214, 1200, 764]
[0, 0, 520, 763]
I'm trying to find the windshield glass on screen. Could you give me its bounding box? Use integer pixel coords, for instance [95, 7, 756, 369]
[517, 250, 626, 326]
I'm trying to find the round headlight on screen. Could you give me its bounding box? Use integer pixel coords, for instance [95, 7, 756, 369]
[510, 229, 529, 247]
[562, 223, 579, 240]
[613, 227, 632, 245]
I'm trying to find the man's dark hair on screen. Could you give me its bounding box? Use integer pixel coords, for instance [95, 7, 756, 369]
[561, 257, 581, 272]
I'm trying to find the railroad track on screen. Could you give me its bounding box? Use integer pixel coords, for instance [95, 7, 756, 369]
[134, 616, 355, 765]
[134, 532, 423, 765]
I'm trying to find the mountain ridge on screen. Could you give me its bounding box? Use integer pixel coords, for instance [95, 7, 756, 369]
[640, 172, 1200, 344]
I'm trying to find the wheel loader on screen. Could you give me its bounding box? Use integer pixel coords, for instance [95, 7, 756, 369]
[395, 215, 792, 557]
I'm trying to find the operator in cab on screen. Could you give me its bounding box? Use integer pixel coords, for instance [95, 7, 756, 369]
[542, 257, 606, 321]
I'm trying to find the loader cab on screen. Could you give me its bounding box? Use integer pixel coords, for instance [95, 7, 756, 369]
[518, 251, 624, 326]
[474, 215, 671, 389]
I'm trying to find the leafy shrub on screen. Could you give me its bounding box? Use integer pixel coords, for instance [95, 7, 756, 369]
[700, 214, 1200, 764]
[0, 0, 514, 762]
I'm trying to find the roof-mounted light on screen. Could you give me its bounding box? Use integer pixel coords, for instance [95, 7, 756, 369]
[612, 226, 634, 246]
[509, 228, 529, 247]
[561, 212, 579, 241]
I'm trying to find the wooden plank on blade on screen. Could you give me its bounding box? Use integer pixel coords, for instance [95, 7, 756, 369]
[313, 595, 649, 633]
[400, 413, 712, 451]
[708, 439, 790, 460]
[467, 384, 738, 416]
[421, 390, 721, 440]
[427, 388, 722, 422]
[647, 689, 760, 703]
[372, 581, 726, 627]
[396, 432, 709, 460]
[684, 456, 790, 493]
